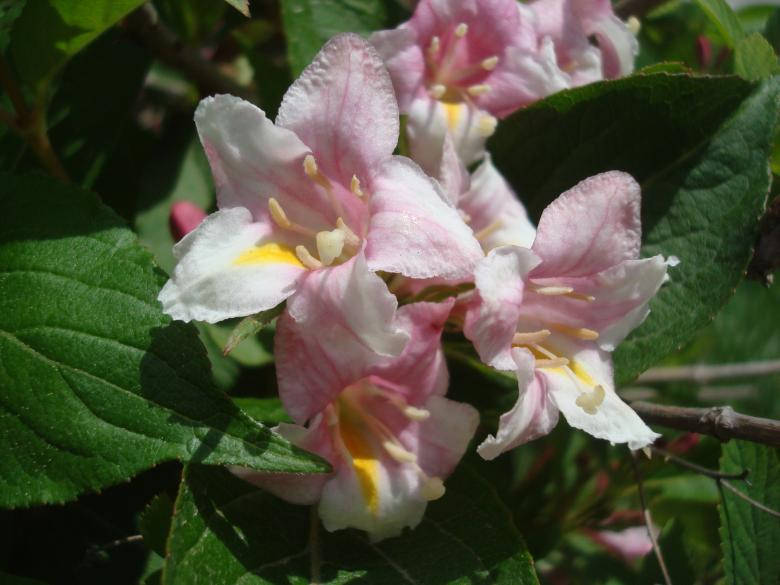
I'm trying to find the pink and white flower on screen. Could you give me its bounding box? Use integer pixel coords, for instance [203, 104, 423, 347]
[158, 33, 481, 327]
[464, 171, 667, 457]
[237, 277, 478, 540]
[371, 0, 567, 171]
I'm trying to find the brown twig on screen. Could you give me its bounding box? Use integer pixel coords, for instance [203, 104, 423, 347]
[0, 55, 70, 182]
[122, 3, 257, 102]
[637, 360, 780, 384]
[720, 480, 780, 518]
[630, 452, 673, 585]
[651, 446, 749, 480]
[631, 402, 780, 447]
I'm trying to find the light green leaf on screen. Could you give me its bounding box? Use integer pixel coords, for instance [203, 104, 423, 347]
[735, 32, 779, 80]
[490, 75, 778, 385]
[10, 0, 146, 90]
[694, 0, 745, 46]
[719, 441, 780, 585]
[220, 307, 281, 361]
[163, 464, 538, 584]
[0, 173, 329, 508]
[281, 0, 389, 77]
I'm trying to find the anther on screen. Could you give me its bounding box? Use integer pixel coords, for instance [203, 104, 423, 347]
[295, 245, 323, 269]
[303, 154, 331, 189]
[403, 406, 431, 421]
[532, 285, 574, 296]
[430, 84, 447, 99]
[428, 35, 441, 56]
[420, 475, 446, 500]
[268, 197, 291, 229]
[575, 384, 605, 415]
[316, 228, 346, 266]
[551, 324, 599, 340]
[336, 217, 360, 247]
[481, 56, 499, 71]
[627, 16, 641, 35]
[350, 175, 364, 198]
[454, 22, 468, 38]
[467, 84, 491, 96]
[512, 329, 551, 346]
[383, 441, 417, 464]
[535, 357, 569, 368]
[477, 114, 497, 137]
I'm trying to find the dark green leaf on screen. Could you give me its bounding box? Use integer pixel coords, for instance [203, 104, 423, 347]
[281, 0, 388, 77]
[694, 0, 745, 46]
[163, 464, 538, 584]
[0, 173, 329, 508]
[141, 493, 175, 557]
[490, 75, 778, 384]
[764, 8, 780, 54]
[735, 32, 779, 80]
[10, 0, 146, 90]
[0, 0, 25, 53]
[719, 441, 780, 585]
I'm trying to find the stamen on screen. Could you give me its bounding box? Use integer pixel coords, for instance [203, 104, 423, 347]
[467, 84, 491, 96]
[336, 217, 361, 247]
[420, 475, 446, 500]
[481, 56, 499, 71]
[474, 219, 502, 242]
[532, 285, 574, 296]
[315, 228, 346, 266]
[303, 154, 332, 190]
[512, 329, 551, 346]
[575, 384, 605, 415]
[403, 406, 431, 421]
[268, 197, 291, 229]
[476, 114, 497, 137]
[551, 323, 599, 340]
[627, 16, 641, 35]
[350, 175, 364, 198]
[535, 357, 569, 368]
[295, 245, 322, 269]
[430, 84, 447, 99]
[454, 22, 468, 38]
[428, 35, 441, 57]
[383, 441, 417, 464]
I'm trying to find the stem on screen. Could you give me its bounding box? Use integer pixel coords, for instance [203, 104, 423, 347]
[123, 3, 258, 103]
[651, 446, 749, 480]
[0, 54, 29, 117]
[630, 452, 673, 585]
[637, 360, 780, 384]
[631, 402, 780, 447]
[720, 480, 780, 518]
[309, 505, 321, 585]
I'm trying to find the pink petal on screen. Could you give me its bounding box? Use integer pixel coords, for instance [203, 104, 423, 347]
[158, 207, 305, 323]
[276, 33, 399, 187]
[276, 253, 409, 423]
[477, 348, 559, 459]
[366, 156, 483, 280]
[369, 26, 426, 112]
[169, 201, 207, 241]
[437, 133, 470, 207]
[531, 171, 642, 278]
[464, 246, 541, 370]
[591, 526, 654, 562]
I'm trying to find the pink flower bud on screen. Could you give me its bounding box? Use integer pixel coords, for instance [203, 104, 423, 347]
[169, 201, 207, 241]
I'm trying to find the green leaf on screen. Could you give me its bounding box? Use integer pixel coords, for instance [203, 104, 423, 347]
[735, 32, 779, 80]
[694, 0, 745, 46]
[490, 74, 778, 384]
[163, 464, 538, 584]
[233, 397, 291, 425]
[221, 307, 282, 360]
[280, 0, 389, 77]
[0, 173, 329, 508]
[0, 0, 25, 53]
[719, 441, 780, 585]
[10, 0, 146, 90]
[764, 8, 780, 54]
[141, 493, 175, 557]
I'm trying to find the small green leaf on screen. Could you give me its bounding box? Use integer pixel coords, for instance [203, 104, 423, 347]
[163, 464, 538, 584]
[490, 74, 779, 384]
[719, 441, 780, 585]
[694, 0, 745, 47]
[735, 32, 779, 80]
[0, 173, 329, 508]
[221, 306, 282, 358]
[233, 397, 291, 425]
[141, 493, 175, 557]
[281, 0, 389, 77]
[10, 0, 146, 90]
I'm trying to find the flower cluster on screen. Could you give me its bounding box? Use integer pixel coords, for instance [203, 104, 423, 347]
[161, 0, 662, 541]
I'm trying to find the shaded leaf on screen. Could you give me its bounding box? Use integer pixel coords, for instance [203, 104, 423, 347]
[0, 0, 25, 53]
[163, 464, 539, 584]
[694, 0, 745, 47]
[490, 74, 778, 384]
[141, 493, 175, 557]
[0, 173, 329, 508]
